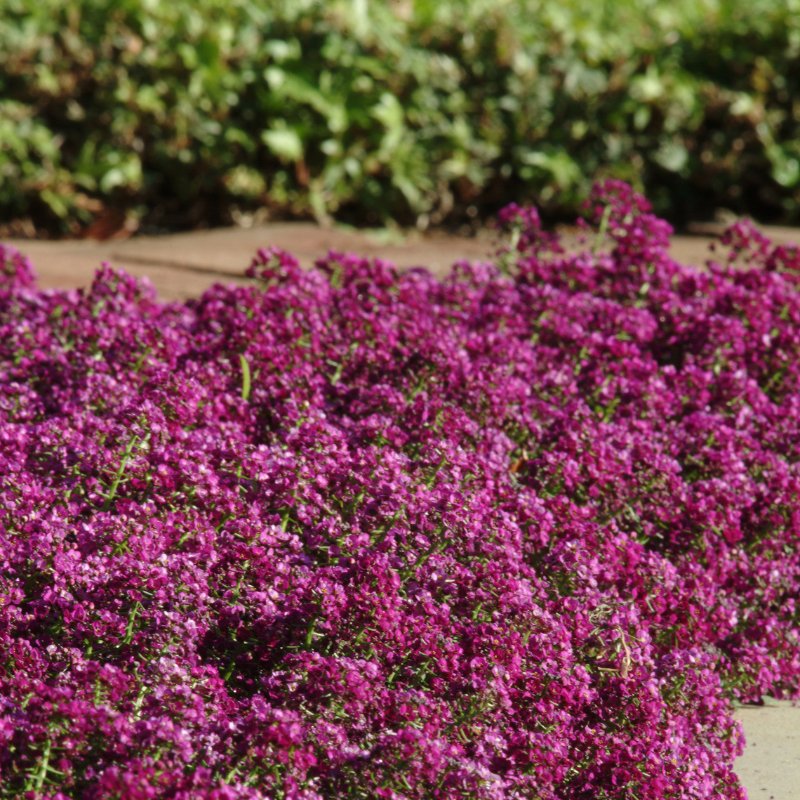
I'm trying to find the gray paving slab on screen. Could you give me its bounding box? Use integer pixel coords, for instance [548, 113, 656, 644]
[6, 223, 495, 299]
[735, 703, 800, 799]
[107, 222, 495, 276]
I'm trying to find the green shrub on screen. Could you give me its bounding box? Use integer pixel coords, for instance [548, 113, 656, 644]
[1, 0, 800, 234]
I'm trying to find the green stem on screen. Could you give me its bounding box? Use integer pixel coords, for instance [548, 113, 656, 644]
[32, 739, 52, 793]
[593, 204, 613, 253]
[102, 434, 140, 511]
[239, 353, 252, 401]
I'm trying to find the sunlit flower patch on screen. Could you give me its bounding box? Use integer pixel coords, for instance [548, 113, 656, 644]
[2, 182, 799, 798]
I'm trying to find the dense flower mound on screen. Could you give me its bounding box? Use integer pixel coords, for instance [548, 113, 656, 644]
[2, 182, 800, 799]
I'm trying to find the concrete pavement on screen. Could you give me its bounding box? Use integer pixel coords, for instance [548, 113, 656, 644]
[15, 219, 800, 300]
[735, 701, 800, 800]
[6, 222, 495, 300]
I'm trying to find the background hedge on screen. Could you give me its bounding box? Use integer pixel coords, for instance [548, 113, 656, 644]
[2, 0, 800, 235]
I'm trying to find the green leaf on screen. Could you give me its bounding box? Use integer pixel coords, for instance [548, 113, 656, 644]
[264, 67, 348, 133]
[261, 126, 303, 162]
[239, 353, 252, 402]
[654, 141, 689, 173]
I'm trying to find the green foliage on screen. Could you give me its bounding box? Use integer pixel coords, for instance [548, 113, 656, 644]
[2, 0, 800, 234]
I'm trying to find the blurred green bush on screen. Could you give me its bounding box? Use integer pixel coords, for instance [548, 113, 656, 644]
[1, 0, 800, 235]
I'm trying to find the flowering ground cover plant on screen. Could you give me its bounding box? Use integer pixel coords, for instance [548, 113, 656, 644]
[2, 181, 800, 798]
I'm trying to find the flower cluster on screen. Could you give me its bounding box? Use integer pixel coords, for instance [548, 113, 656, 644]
[2, 181, 799, 798]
